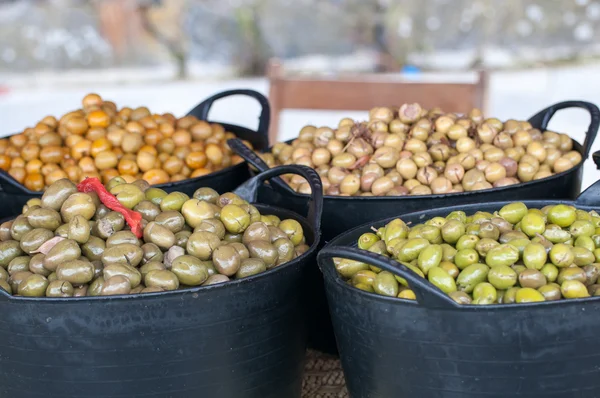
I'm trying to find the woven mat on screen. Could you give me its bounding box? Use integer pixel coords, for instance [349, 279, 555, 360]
[302, 349, 349, 398]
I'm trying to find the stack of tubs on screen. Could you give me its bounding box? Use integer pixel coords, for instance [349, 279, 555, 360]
[3, 89, 600, 398]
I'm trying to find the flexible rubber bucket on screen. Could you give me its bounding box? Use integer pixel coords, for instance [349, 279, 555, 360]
[230, 100, 600, 354]
[318, 179, 600, 398]
[0, 165, 323, 398]
[0, 89, 271, 219]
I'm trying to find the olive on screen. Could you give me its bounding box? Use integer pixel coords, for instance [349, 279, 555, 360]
[106, 231, 139, 247]
[540, 263, 559, 283]
[246, 241, 279, 268]
[144, 269, 179, 291]
[449, 291, 472, 305]
[46, 280, 74, 297]
[220, 204, 250, 234]
[561, 280, 590, 299]
[43, 239, 81, 272]
[134, 200, 161, 221]
[193, 187, 219, 203]
[228, 242, 250, 260]
[211, 245, 241, 276]
[139, 261, 166, 278]
[101, 244, 143, 267]
[187, 231, 221, 261]
[174, 230, 191, 248]
[236, 258, 267, 279]
[547, 204, 576, 227]
[20, 228, 54, 254]
[61, 193, 96, 222]
[417, 244, 442, 275]
[101, 275, 132, 296]
[19, 274, 49, 297]
[160, 192, 190, 212]
[549, 244, 574, 267]
[41, 179, 77, 211]
[170, 255, 209, 286]
[538, 283, 561, 301]
[518, 269, 547, 289]
[8, 256, 31, 275]
[10, 216, 33, 241]
[110, 183, 145, 209]
[27, 208, 62, 231]
[88, 277, 105, 296]
[56, 260, 94, 285]
[145, 187, 168, 205]
[373, 271, 399, 297]
[103, 263, 142, 288]
[94, 212, 125, 239]
[488, 265, 518, 290]
[155, 211, 186, 233]
[557, 267, 587, 285]
[68, 215, 91, 244]
[456, 263, 489, 293]
[428, 267, 457, 294]
[143, 221, 175, 250]
[485, 244, 519, 267]
[202, 274, 230, 286]
[196, 218, 226, 240]
[473, 282, 497, 305]
[515, 287, 545, 303]
[81, 236, 106, 261]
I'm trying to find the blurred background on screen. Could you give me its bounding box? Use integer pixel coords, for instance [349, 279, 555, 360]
[0, 0, 599, 187]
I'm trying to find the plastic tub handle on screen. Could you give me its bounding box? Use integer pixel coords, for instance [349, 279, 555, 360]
[234, 165, 323, 234]
[227, 138, 293, 194]
[528, 100, 600, 158]
[318, 246, 459, 309]
[187, 89, 270, 150]
[574, 178, 600, 206]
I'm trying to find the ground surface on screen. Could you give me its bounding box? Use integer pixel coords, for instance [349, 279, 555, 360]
[1, 63, 599, 193]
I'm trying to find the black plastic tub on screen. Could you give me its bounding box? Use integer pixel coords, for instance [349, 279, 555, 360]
[0, 89, 270, 219]
[318, 179, 600, 398]
[230, 100, 600, 354]
[0, 165, 322, 398]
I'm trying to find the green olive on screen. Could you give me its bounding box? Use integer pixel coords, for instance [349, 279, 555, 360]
[358, 233, 380, 250]
[68, 215, 91, 244]
[583, 264, 600, 286]
[236, 258, 267, 279]
[134, 200, 161, 221]
[570, 220, 595, 238]
[145, 187, 168, 205]
[139, 261, 166, 278]
[56, 260, 94, 285]
[101, 275, 132, 296]
[88, 277, 105, 296]
[475, 238, 500, 257]
[20, 228, 54, 255]
[103, 263, 142, 288]
[487, 265, 518, 290]
[515, 287, 545, 303]
[278, 219, 304, 246]
[373, 271, 400, 297]
[575, 235, 596, 252]
[549, 244, 574, 267]
[193, 187, 219, 203]
[547, 204, 576, 227]
[246, 241, 279, 268]
[202, 274, 230, 286]
[473, 282, 497, 305]
[171, 255, 209, 286]
[427, 266, 456, 294]
[143, 221, 176, 251]
[540, 263, 559, 283]
[456, 263, 489, 293]
[336, 259, 369, 279]
[18, 274, 48, 297]
[498, 202, 528, 224]
[273, 238, 295, 265]
[417, 244, 442, 275]
[219, 204, 251, 234]
[43, 239, 81, 272]
[396, 238, 429, 262]
[454, 249, 479, 269]
[485, 244, 519, 267]
[94, 212, 125, 239]
[537, 283, 561, 301]
[522, 243, 547, 270]
[81, 236, 106, 261]
[61, 193, 97, 222]
[561, 280, 590, 299]
[41, 179, 78, 211]
[187, 231, 221, 261]
[449, 291, 472, 305]
[441, 220, 466, 244]
[243, 222, 271, 245]
[174, 231, 191, 248]
[518, 269, 547, 289]
[557, 267, 587, 285]
[154, 211, 186, 233]
[160, 192, 190, 212]
[542, 226, 572, 243]
[27, 208, 62, 231]
[456, 235, 479, 250]
[46, 280, 74, 297]
[101, 244, 143, 267]
[196, 218, 226, 240]
[144, 269, 179, 291]
[106, 231, 139, 248]
[10, 216, 33, 241]
[572, 247, 595, 266]
[520, 213, 546, 237]
[110, 183, 145, 209]
[8, 256, 31, 275]
[211, 245, 242, 276]
[502, 287, 520, 304]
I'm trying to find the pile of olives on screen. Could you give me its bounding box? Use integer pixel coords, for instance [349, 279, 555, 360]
[262, 104, 581, 196]
[0, 178, 308, 297]
[0, 94, 250, 191]
[337, 202, 600, 304]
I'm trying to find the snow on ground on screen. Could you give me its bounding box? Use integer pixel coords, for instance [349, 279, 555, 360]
[1, 62, 599, 192]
